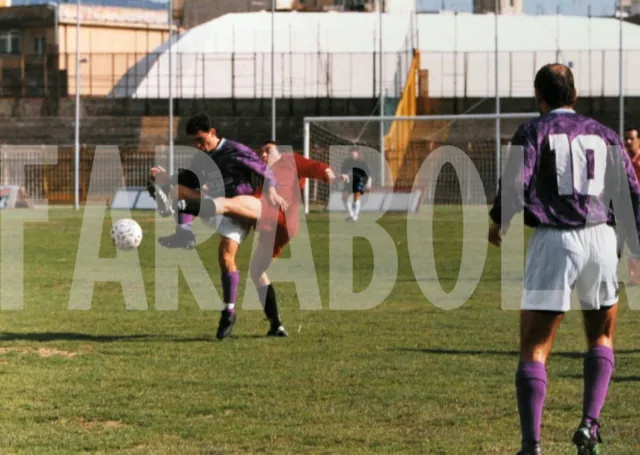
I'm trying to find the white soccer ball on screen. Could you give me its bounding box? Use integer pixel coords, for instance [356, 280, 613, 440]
[110, 218, 143, 250]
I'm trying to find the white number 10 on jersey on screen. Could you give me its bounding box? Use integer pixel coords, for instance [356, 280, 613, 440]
[550, 134, 608, 196]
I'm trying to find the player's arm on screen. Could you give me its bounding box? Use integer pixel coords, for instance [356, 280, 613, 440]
[361, 161, 373, 190]
[293, 153, 335, 182]
[354, 160, 372, 190]
[234, 145, 287, 210]
[340, 160, 351, 183]
[362, 161, 372, 180]
[340, 160, 350, 175]
[488, 125, 537, 246]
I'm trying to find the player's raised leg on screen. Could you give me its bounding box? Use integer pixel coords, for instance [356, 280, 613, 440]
[156, 177, 197, 250]
[516, 310, 564, 455]
[177, 191, 262, 225]
[208, 194, 262, 224]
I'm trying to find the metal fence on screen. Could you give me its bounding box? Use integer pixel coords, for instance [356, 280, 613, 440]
[0, 147, 157, 204]
[0, 140, 501, 206]
[1, 48, 635, 99]
[0, 51, 413, 99]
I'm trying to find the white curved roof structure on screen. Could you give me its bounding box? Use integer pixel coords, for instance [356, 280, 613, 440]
[418, 13, 638, 52]
[111, 12, 415, 99]
[111, 11, 640, 99]
[418, 13, 640, 97]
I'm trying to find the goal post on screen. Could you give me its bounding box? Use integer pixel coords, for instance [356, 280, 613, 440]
[302, 112, 539, 214]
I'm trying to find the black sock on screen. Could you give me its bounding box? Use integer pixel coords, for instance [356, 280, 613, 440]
[178, 197, 216, 218]
[258, 284, 280, 324]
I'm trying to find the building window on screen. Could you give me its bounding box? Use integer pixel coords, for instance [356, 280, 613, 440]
[0, 31, 21, 55]
[34, 36, 45, 56]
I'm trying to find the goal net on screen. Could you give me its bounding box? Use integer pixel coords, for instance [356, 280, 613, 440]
[303, 113, 539, 213]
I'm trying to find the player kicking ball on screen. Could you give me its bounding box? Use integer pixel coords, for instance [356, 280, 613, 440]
[489, 64, 640, 455]
[340, 148, 371, 222]
[148, 114, 286, 340]
[177, 141, 341, 337]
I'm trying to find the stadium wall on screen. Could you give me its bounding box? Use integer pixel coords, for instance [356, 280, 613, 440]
[0, 97, 379, 148]
[0, 95, 633, 149]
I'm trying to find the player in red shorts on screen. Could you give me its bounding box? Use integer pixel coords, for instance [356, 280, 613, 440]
[176, 141, 343, 336]
[623, 127, 640, 285]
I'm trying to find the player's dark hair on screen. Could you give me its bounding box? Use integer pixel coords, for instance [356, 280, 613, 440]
[186, 114, 212, 135]
[262, 140, 276, 147]
[534, 63, 576, 109]
[625, 127, 639, 135]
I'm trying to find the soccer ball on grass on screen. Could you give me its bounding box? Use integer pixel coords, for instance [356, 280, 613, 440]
[110, 218, 143, 250]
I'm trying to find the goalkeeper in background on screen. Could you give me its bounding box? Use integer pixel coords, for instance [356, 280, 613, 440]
[340, 148, 371, 222]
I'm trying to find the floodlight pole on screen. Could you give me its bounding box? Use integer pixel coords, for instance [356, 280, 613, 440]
[619, 0, 624, 138]
[74, 0, 80, 210]
[588, 6, 592, 98]
[378, 0, 385, 187]
[168, 0, 174, 176]
[303, 120, 310, 214]
[494, 0, 500, 191]
[271, 0, 276, 141]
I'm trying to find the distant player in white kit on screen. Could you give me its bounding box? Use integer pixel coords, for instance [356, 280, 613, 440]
[489, 64, 640, 455]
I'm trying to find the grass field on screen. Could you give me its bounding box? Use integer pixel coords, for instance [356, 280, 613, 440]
[1, 207, 640, 454]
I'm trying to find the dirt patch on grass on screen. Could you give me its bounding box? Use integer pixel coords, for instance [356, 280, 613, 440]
[0, 346, 81, 358]
[37, 348, 79, 358]
[78, 418, 126, 430]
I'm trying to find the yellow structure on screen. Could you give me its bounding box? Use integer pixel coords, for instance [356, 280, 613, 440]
[383, 49, 420, 185]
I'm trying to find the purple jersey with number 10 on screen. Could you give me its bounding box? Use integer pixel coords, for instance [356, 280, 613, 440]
[490, 110, 640, 252]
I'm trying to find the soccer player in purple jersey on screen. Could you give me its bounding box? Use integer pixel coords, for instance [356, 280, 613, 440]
[149, 114, 286, 340]
[489, 64, 640, 455]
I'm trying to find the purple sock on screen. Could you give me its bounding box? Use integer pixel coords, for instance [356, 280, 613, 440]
[178, 213, 193, 228]
[583, 345, 614, 432]
[516, 361, 547, 445]
[221, 271, 240, 308]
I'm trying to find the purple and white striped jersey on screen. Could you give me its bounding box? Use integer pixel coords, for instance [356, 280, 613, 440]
[490, 109, 640, 254]
[189, 138, 276, 198]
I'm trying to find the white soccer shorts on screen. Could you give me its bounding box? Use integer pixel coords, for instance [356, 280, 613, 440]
[206, 215, 251, 245]
[522, 224, 619, 312]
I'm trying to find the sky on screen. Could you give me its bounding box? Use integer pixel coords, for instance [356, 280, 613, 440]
[416, 0, 618, 16]
[10, 0, 619, 18]
[10, 0, 166, 9]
